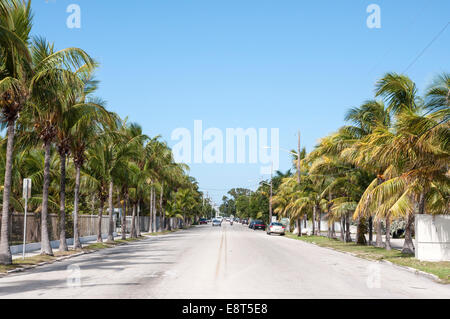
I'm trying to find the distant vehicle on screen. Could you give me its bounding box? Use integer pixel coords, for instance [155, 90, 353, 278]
[199, 218, 208, 225]
[212, 219, 222, 227]
[267, 222, 286, 236]
[242, 219, 249, 225]
[252, 220, 266, 231]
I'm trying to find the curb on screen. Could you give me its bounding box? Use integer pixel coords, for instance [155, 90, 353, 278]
[286, 235, 446, 285]
[380, 260, 443, 283]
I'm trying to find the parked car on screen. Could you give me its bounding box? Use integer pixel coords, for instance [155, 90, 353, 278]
[199, 218, 208, 225]
[252, 220, 266, 231]
[267, 222, 286, 236]
[242, 219, 249, 225]
[212, 219, 222, 227]
[249, 220, 255, 228]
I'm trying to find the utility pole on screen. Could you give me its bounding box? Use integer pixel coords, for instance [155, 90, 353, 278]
[269, 161, 273, 224]
[296, 131, 302, 235]
[297, 131, 301, 184]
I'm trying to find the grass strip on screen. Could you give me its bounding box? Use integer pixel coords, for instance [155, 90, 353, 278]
[286, 233, 450, 284]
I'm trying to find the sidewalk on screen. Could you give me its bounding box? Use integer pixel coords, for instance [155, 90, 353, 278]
[12, 234, 124, 260]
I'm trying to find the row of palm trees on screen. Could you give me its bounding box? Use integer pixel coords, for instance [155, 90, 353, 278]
[272, 72, 449, 254]
[0, 0, 210, 266]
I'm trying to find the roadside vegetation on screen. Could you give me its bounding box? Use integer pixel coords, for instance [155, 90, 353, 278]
[222, 70, 448, 252]
[0, 0, 217, 266]
[221, 71, 448, 276]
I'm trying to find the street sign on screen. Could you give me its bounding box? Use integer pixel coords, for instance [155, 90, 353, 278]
[23, 178, 32, 199]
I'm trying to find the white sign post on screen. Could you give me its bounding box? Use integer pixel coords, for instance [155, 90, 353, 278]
[22, 178, 32, 260]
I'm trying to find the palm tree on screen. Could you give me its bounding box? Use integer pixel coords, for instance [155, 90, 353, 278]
[54, 66, 103, 251]
[272, 179, 295, 232]
[342, 100, 390, 246]
[68, 73, 115, 247]
[17, 37, 94, 256]
[91, 130, 128, 242]
[372, 73, 426, 253]
[0, 0, 34, 264]
[351, 73, 449, 253]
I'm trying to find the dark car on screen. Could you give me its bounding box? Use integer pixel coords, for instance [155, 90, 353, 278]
[249, 221, 255, 228]
[252, 220, 266, 231]
[199, 218, 208, 225]
[242, 219, 249, 225]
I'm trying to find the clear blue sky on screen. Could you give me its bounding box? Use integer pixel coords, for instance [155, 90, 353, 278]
[31, 0, 449, 204]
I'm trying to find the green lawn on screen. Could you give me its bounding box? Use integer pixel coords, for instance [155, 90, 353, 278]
[0, 250, 83, 274]
[286, 233, 450, 284]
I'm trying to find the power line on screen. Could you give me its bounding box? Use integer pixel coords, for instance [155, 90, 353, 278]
[403, 21, 450, 73]
[367, 2, 431, 76]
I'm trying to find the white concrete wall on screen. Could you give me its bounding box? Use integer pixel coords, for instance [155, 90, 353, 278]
[415, 214, 450, 262]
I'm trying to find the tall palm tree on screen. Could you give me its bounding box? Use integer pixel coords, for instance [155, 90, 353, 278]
[342, 100, 390, 246]
[55, 66, 101, 251]
[0, 0, 34, 264]
[17, 37, 94, 256]
[68, 74, 115, 247]
[351, 73, 449, 253]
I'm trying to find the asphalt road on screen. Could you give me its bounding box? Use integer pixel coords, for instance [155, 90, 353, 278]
[0, 223, 449, 299]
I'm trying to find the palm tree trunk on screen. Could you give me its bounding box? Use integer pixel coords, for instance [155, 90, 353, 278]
[137, 201, 141, 237]
[59, 152, 68, 252]
[107, 181, 114, 242]
[331, 221, 336, 239]
[121, 195, 127, 240]
[368, 216, 373, 246]
[312, 206, 316, 236]
[402, 213, 415, 254]
[296, 218, 302, 237]
[159, 183, 164, 232]
[97, 199, 104, 242]
[317, 207, 321, 235]
[375, 220, 384, 247]
[328, 192, 333, 239]
[418, 192, 426, 215]
[153, 191, 164, 232]
[41, 141, 54, 256]
[154, 189, 159, 232]
[345, 212, 352, 243]
[385, 215, 392, 251]
[340, 216, 345, 241]
[130, 203, 137, 238]
[73, 164, 82, 249]
[0, 121, 15, 265]
[150, 187, 154, 232]
[356, 217, 367, 245]
[168, 216, 172, 231]
[375, 176, 385, 247]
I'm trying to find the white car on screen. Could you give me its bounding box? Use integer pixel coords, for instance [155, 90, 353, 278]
[212, 219, 222, 227]
[267, 222, 286, 236]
